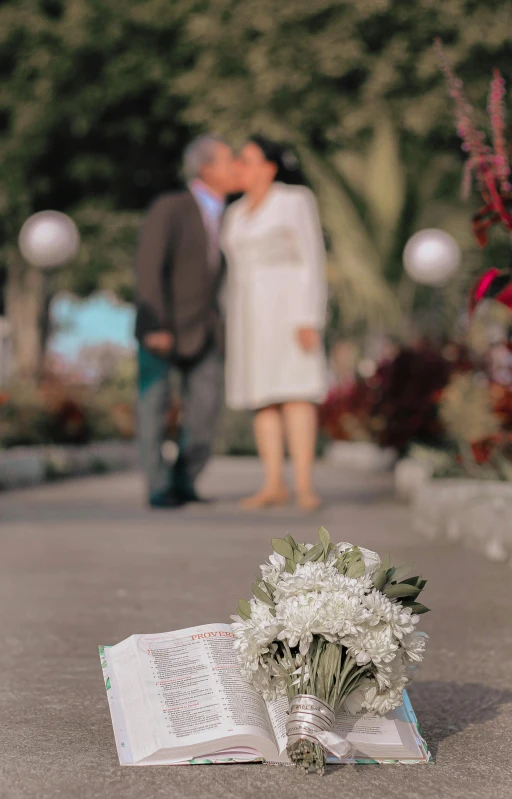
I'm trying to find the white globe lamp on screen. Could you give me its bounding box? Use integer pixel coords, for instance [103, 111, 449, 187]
[403, 229, 461, 286]
[18, 211, 80, 270]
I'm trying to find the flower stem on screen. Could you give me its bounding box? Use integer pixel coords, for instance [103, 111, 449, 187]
[331, 654, 356, 706]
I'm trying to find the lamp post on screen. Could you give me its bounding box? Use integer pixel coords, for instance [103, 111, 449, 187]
[18, 211, 80, 373]
[402, 228, 462, 338]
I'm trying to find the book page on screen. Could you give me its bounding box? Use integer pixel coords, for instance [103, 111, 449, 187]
[101, 646, 135, 764]
[266, 696, 290, 756]
[135, 624, 277, 752]
[335, 709, 402, 750]
[108, 637, 159, 763]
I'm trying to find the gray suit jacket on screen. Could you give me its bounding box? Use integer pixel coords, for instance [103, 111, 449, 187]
[134, 190, 224, 362]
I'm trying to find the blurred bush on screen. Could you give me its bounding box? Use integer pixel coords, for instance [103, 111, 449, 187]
[214, 408, 257, 457]
[320, 334, 512, 479]
[0, 352, 138, 448]
[320, 341, 472, 454]
[0, 357, 259, 455]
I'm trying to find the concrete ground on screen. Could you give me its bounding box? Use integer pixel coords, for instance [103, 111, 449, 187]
[1, 458, 511, 799]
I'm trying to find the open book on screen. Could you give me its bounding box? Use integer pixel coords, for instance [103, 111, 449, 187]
[99, 623, 432, 766]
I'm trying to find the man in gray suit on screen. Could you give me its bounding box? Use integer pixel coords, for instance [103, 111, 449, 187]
[135, 135, 237, 507]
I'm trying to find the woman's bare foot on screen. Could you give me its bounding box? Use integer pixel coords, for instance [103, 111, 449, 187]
[296, 491, 322, 512]
[239, 486, 290, 509]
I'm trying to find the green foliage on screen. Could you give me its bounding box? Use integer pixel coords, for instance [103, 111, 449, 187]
[334, 545, 366, 578]
[0, 0, 510, 336]
[237, 598, 251, 620]
[174, 0, 511, 333]
[0, 0, 195, 296]
[176, 0, 511, 149]
[373, 562, 430, 614]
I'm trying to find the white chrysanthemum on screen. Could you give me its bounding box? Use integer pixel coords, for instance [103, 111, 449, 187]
[374, 648, 408, 689]
[276, 592, 327, 655]
[363, 650, 409, 712]
[337, 542, 381, 575]
[260, 552, 286, 585]
[363, 684, 406, 715]
[251, 656, 288, 700]
[364, 589, 396, 622]
[364, 590, 419, 639]
[273, 562, 371, 602]
[342, 624, 399, 666]
[321, 592, 373, 641]
[231, 599, 280, 674]
[273, 562, 338, 600]
[389, 605, 419, 640]
[402, 630, 428, 662]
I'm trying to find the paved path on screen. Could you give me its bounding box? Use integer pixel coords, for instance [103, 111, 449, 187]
[1, 458, 511, 799]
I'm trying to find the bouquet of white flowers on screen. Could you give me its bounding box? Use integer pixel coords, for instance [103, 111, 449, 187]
[232, 528, 429, 774]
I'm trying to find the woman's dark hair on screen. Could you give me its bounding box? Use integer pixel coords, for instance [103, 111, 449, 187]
[248, 135, 306, 186]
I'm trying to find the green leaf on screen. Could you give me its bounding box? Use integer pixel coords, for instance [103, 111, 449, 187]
[405, 602, 430, 614]
[373, 568, 387, 591]
[293, 548, 303, 564]
[252, 583, 275, 606]
[303, 543, 324, 562]
[400, 576, 421, 586]
[237, 599, 252, 620]
[400, 576, 426, 592]
[318, 527, 330, 553]
[392, 563, 414, 583]
[263, 581, 275, 597]
[269, 607, 277, 617]
[381, 552, 391, 572]
[346, 559, 365, 578]
[383, 583, 421, 600]
[334, 556, 345, 574]
[285, 558, 296, 574]
[272, 538, 294, 560]
[285, 533, 298, 550]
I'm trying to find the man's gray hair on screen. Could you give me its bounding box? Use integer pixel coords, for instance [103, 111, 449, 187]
[182, 134, 227, 182]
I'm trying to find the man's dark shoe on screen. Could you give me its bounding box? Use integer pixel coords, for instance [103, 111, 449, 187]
[149, 490, 186, 509]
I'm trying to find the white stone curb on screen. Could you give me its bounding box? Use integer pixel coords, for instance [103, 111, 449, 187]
[0, 441, 137, 490]
[412, 477, 512, 566]
[324, 441, 397, 473]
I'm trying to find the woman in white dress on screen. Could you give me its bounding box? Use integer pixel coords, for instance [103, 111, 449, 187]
[222, 136, 328, 511]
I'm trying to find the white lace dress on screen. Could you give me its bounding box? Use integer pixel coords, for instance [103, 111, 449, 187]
[221, 182, 328, 410]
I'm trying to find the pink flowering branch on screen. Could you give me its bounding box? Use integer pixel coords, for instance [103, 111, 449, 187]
[488, 69, 511, 192]
[434, 39, 488, 158]
[435, 37, 512, 231]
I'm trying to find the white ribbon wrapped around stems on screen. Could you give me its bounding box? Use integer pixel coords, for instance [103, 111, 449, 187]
[286, 694, 354, 760]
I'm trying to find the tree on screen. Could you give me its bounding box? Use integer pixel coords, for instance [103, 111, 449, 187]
[174, 0, 511, 333]
[0, 0, 196, 376]
[175, 0, 510, 148]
